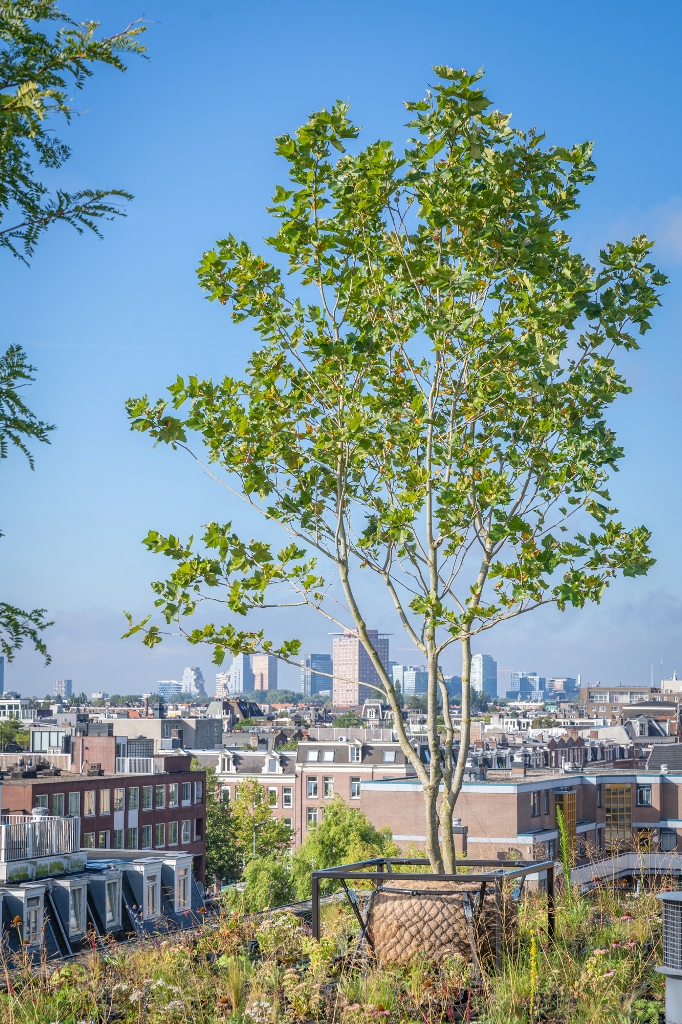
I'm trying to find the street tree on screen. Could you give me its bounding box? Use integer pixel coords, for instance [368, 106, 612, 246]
[0, 0, 146, 661]
[126, 68, 667, 872]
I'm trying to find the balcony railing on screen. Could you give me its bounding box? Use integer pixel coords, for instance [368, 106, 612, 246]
[115, 757, 162, 774]
[0, 814, 80, 862]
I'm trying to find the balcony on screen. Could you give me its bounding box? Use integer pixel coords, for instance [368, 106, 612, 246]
[0, 814, 80, 862]
[115, 757, 162, 775]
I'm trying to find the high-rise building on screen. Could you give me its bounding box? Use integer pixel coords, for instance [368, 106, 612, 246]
[215, 672, 230, 699]
[301, 654, 333, 697]
[157, 679, 182, 701]
[54, 679, 72, 699]
[548, 677, 578, 698]
[181, 666, 206, 698]
[252, 654, 278, 691]
[332, 630, 390, 707]
[507, 671, 545, 700]
[229, 654, 254, 695]
[0, 655, 4, 696]
[471, 655, 498, 697]
[392, 664, 428, 698]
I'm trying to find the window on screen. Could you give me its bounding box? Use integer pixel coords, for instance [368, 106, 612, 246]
[597, 784, 602, 808]
[168, 820, 178, 845]
[637, 785, 652, 807]
[145, 873, 159, 918]
[546, 838, 556, 860]
[182, 782, 191, 804]
[35, 794, 48, 809]
[50, 792, 64, 816]
[383, 750, 396, 763]
[25, 896, 40, 945]
[220, 786, 230, 804]
[322, 750, 335, 762]
[128, 787, 139, 810]
[68, 792, 80, 817]
[323, 776, 334, 798]
[350, 747, 361, 762]
[83, 832, 95, 848]
[177, 867, 190, 910]
[661, 829, 678, 852]
[155, 785, 165, 809]
[351, 777, 361, 799]
[168, 783, 179, 807]
[84, 791, 96, 816]
[69, 887, 85, 934]
[194, 818, 203, 840]
[307, 750, 319, 762]
[531, 791, 540, 817]
[194, 781, 203, 804]
[307, 807, 318, 826]
[141, 825, 152, 849]
[155, 823, 166, 847]
[611, 706, 619, 713]
[307, 777, 318, 798]
[268, 787, 278, 807]
[113, 829, 124, 850]
[98, 831, 110, 849]
[543, 789, 550, 815]
[282, 786, 293, 808]
[181, 820, 191, 844]
[604, 783, 632, 854]
[598, 706, 606, 714]
[127, 827, 138, 849]
[100, 789, 111, 814]
[114, 788, 125, 812]
[142, 786, 153, 810]
[105, 879, 120, 927]
[283, 816, 292, 827]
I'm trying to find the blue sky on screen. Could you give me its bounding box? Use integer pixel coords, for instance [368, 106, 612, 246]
[2, 0, 682, 697]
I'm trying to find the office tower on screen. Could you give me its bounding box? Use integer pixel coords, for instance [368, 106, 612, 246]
[54, 679, 73, 699]
[90, 691, 109, 700]
[445, 674, 462, 699]
[215, 672, 231, 699]
[471, 654, 498, 697]
[252, 654, 278, 691]
[392, 664, 428, 698]
[332, 629, 390, 706]
[229, 654, 254, 695]
[301, 654, 333, 697]
[507, 671, 546, 700]
[157, 679, 182, 701]
[0, 655, 4, 696]
[548, 677, 578, 698]
[181, 666, 207, 698]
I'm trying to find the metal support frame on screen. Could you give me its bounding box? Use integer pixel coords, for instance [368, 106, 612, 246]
[310, 856, 556, 953]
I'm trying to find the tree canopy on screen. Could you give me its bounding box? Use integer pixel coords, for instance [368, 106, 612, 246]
[127, 66, 667, 872]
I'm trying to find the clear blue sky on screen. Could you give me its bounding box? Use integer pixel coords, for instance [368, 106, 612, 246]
[2, 0, 682, 697]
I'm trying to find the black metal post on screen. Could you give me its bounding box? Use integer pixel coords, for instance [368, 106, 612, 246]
[547, 862, 555, 940]
[311, 873, 320, 940]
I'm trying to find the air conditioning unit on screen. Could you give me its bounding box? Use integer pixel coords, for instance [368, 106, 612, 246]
[657, 891, 682, 1023]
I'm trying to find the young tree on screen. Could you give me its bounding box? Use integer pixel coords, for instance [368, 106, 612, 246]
[126, 68, 667, 872]
[1, 1, 146, 662]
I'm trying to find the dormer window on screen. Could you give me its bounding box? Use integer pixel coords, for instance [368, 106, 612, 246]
[322, 750, 335, 762]
[383, 750, 396, 763]
[268, 758, 278, 772]
[350, 746, 361, 762]
[307, 750, 319, 762]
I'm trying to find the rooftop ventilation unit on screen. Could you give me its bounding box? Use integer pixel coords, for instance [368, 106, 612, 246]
[656, 891, 682, 1023]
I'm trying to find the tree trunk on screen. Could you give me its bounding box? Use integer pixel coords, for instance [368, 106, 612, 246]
[439, 635, 472, 870]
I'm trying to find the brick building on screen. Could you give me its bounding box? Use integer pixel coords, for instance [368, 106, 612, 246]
[1, 754, 207, 881]
[332, 630, 390, 706]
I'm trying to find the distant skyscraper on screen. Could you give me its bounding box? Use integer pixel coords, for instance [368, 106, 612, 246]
[157, 679, 182, 701]
[332, 630, 390, 706]
[548, 677, 578, 698]
[507, 671, 545, 700]
[301, 654, 333, 697]
[229, 654, 254, 695]
[252, 654, 278, 691]
[471, 655, 497, 697]
[181, 666, 206, 698]
[54, 679, 72, 699]
[392, 665, 428, 698]
[0, 655, 4, 696]
[215, 672, 230, 699]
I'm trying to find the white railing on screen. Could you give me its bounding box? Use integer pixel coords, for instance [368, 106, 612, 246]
[116, 757, 161, 774]
[0, 815, 80, 862]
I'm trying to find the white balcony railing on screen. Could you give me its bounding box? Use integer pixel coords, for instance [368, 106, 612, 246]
[115, 757, 162, 775]
[0, 814, 80, 862]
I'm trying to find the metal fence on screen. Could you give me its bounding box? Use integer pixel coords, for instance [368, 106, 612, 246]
[0, 814, 80, 862]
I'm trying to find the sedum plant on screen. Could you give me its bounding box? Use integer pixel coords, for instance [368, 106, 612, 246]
[126, 67, 666, 872]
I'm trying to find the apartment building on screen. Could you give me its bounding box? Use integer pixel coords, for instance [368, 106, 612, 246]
[1, 755, 207, 881]
[580, 685, 670, 716]
[332, 629, 390, 706]
[215, 750, 297, 829]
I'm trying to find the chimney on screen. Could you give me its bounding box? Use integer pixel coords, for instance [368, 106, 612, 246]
[143, 695, 149, 718]
[512, 754, 526, 777]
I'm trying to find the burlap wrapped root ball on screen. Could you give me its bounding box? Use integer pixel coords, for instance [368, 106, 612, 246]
[368, 879, 518, 965]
